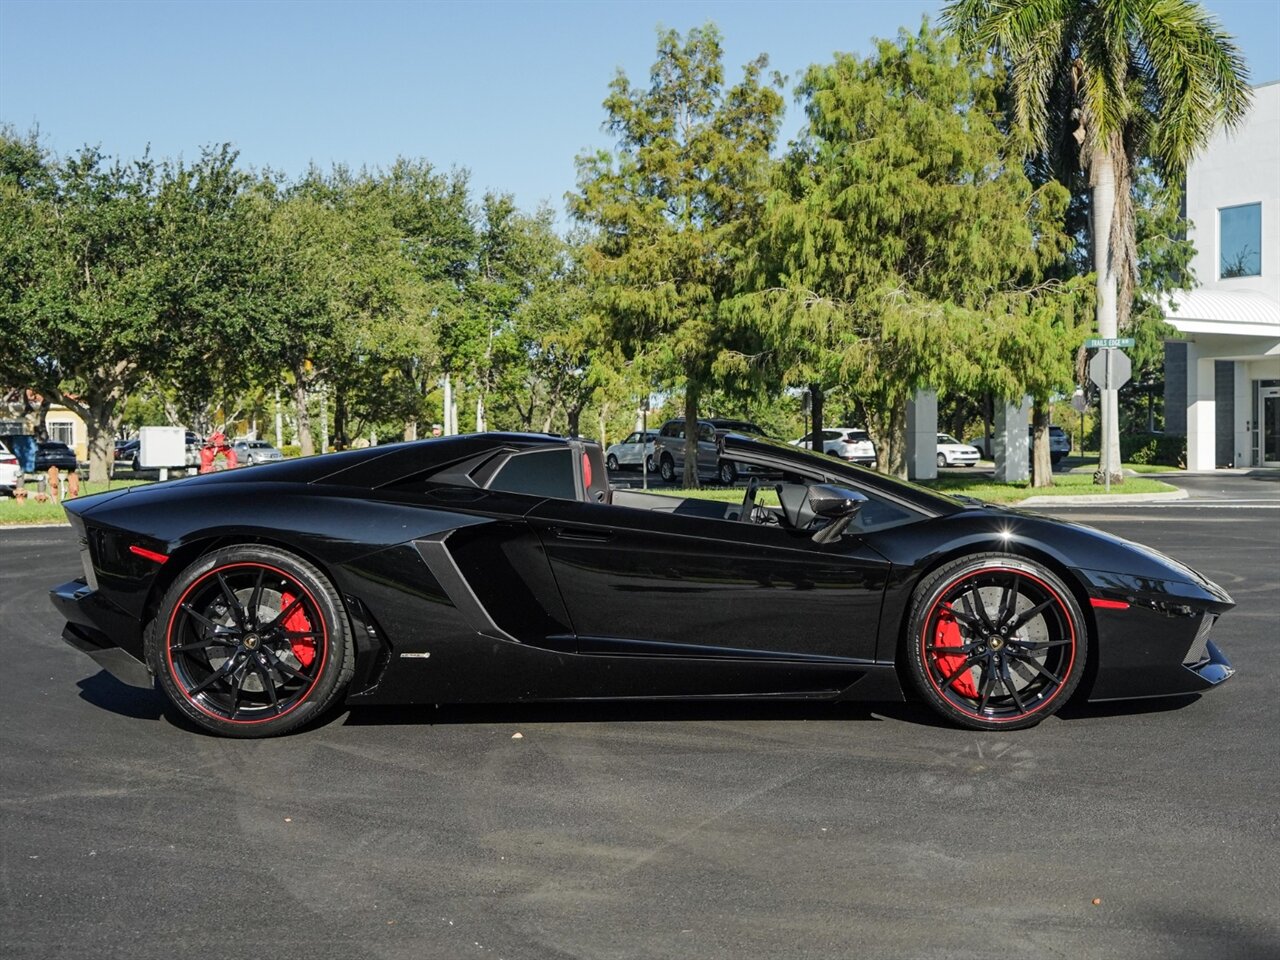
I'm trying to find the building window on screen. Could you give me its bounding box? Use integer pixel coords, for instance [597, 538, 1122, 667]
[48, 422, 75, 446]
[1219, 203, 1261, 278]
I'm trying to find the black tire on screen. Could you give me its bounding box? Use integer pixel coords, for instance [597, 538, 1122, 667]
[936, 452, 947, 469]
[718, 460, 736, 485]
[645, 455, 655, 473]
[606, 454, 620, 471]
[905, 553, 1086, 730]
[659, 455, 676, 483]
[146, 544, 354, 738]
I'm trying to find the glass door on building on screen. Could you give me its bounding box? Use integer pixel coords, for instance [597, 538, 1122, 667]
[1261, 384, 1280, 467]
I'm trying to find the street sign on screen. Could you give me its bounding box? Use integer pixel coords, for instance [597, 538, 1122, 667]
[1085, 337, 1135, 349]
[1088, 348, 1132, 391]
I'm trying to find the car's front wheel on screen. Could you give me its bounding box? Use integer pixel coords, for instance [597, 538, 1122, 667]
[146, 545, 354, 738]
[936, 452, 947, 468]
[718, 460, 736, 485]
[905, 554, 1086, 730]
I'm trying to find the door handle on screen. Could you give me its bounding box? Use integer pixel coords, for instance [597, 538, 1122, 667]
[550, 526, 614, 543]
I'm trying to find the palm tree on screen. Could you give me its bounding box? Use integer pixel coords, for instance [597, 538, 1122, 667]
[943, 0, 1251, 483]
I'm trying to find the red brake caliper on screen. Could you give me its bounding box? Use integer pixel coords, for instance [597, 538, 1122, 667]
[279, 592, 316, 668]
[934, 611, 979, 698]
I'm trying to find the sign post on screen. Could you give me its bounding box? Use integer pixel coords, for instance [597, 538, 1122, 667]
[1088, 347, 1133, 493]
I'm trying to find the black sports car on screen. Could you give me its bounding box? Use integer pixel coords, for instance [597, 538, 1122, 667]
[51, 432, 1234, 738]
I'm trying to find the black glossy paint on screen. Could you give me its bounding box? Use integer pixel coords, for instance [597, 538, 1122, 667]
[50, 432, 1235, 711]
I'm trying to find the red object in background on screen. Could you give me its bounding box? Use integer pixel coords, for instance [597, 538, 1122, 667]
[198, 432, 239, 473]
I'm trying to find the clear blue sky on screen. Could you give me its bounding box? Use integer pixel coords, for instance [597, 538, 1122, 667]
[2, 0, 1276, 220]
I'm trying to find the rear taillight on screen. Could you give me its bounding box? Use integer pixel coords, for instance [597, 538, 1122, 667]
[1, 455, 17, 465]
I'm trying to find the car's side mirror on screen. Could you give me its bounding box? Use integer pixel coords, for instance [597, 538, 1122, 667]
[776, 483, 869, 540]
[807, 485, 867, 543]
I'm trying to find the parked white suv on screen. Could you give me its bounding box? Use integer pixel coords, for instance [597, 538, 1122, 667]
[0, 440, 19, 495]
[790, 428, 876, 466]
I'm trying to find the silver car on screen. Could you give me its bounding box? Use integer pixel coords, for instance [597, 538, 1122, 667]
[605, 429, 658, 471]
[652, 418, 766, 485]
[231, 439, 285, 466]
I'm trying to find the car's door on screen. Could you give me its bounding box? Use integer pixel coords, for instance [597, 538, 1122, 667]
[525, 496, 890, 663]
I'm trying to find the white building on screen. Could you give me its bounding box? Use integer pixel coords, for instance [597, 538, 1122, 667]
[1164, 80, 1280, 469]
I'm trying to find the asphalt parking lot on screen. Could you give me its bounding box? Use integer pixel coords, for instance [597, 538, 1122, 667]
[2, 475, 1278, 959]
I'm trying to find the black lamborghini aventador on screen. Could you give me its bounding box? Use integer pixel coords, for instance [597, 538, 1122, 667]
[51, 432, 1234, 737]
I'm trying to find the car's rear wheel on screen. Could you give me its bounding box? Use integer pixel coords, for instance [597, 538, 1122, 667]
[146, 545, 354, 738]
[905, 554, 1086, 730]
[606, 454, 620, 471]
[718, 460, 736, 485]
[659, 455, 676, 483]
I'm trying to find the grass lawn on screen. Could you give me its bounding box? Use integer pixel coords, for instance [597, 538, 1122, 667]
[0, 479, 151, 525]
[915, 472, 1177, 503]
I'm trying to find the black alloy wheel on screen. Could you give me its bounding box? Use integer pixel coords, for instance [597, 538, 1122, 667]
[147, 545, 353, 737]
[718, 460, 736, 485]
[906, 554, 1086, 730]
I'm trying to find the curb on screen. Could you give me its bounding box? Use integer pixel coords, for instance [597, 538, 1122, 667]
[1019, 489, 1189, 506]
[0, 522, 73, 530]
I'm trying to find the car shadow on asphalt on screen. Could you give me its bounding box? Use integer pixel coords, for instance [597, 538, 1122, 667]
[76, 669, 167, 721]
[342, 698, 918, 728]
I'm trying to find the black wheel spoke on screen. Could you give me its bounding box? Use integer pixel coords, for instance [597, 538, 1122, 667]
[977, 662, 998, 713]
[940, 603, 980, 631]
[961, 591, 993, 631]
[939, 654, 982, 692]
[262, 596, 303, 633]
[247, 567, 266, 628]
[227, 663, 249, 718]
[188, 654, 240, 695]
[181, 603, 228, 636]
[1018, 638, 1071, 649]
[253, 655, 281, 712]
[1009, 652, 1063, 686]
[1009, 599, 1054, 631]
[217, 573, 248, 630]
[172, 636, 237, 652]
[277, 630, 321, 641]
[995, 578, 1017, 627]
[262, 647, 313, 684]
[999, 661, 1028, 713]
[926, 640, 981, 655]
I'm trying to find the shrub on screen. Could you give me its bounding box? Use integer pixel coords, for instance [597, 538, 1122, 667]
[279, 444, 302, 459]
[1121, 432, 1185, 467]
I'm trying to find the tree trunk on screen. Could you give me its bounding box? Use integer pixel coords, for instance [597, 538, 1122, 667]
[334, 390, 348, 451]
[868, 399, 908, 480]
[681, 380, 700, 488]
[84, 396, 121, 483]
[565, 403, 581, 438]
[318, 384, 329, 454]
[809, 384, 824, 454]
[34, 396, 50, 441]
[1092, 146, 1124, 485]
[404, 420, 418, 441]
[293, 375, 314, 457]
[1031, 402, 1053, 489]
[274, 386, 284, 448]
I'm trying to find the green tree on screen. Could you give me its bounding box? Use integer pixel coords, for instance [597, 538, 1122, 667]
[743, 22, 1079, 478]
[944, 0, 1251, 483]
[0, 133, 259, 479]
[571, 24, 784, 485]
